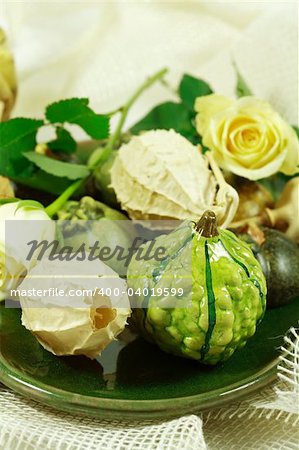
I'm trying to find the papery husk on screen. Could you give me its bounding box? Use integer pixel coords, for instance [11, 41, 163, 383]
[0, 29, 17, 121]
[265, 177, 299, 243]
[19, 257, 131, 358]
[0, 176, 14, 198]
[110, 130, 239, 228]
[21, 306, 130, 359]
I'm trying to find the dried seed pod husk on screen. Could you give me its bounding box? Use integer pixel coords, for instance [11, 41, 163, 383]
[233, 179, 274, 223]
[20, 257, 131, 358]
[265, 177, 299, 243]
[110, 130, 239, 228]
[0, 176, 14, 198]
[0, 29, 17, 121]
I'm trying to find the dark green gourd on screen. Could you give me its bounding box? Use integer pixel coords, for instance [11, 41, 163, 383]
[239, 227, 299, 308]
[127, 211, 267, 365]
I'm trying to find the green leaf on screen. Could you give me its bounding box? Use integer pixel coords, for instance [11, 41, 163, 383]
[0, 118, 43, 178]
[13, 171, 72, 196]
[234, 64, 253, 98]
[179, 74, 213, 109]
[48, 126, 77, 153]
[45, 98, 109, 139]
[0, 198, 19, 206]
[292, 126, 299, 138]
[23, 152, 90, 180]
[131, 75, 213, 144]
[130, 102, 194, 138]
[197, 134, 210, 154]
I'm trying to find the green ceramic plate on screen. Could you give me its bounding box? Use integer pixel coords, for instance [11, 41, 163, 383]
[0, 300, 298, 420]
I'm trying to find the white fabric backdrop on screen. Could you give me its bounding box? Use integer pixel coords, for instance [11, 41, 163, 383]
[0, 1, 298, 127]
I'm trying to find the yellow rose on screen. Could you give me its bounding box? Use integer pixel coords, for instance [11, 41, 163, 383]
[195, 94, 299, 180]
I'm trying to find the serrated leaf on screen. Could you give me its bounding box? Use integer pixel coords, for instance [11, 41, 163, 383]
[45, 98, 109, 140]
[13, 171, 72, 196]
[130, 102, 193, 137]
[0, 118, 43, 178]
[24, 152, 90, 180]
[234, 64, 253, 98]
[48, 126, 77, 153]
[179, 74, 213, 109]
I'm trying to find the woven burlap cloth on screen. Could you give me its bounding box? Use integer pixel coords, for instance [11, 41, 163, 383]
[0, 2, 298, 448]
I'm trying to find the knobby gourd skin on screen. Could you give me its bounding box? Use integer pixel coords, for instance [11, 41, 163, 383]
[127, 212, 267, 365]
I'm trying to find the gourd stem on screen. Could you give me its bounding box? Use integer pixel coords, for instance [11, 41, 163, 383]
[195, 210, 219, 238]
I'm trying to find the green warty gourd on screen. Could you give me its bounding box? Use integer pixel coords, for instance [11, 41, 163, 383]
[127, 211, 267, 365]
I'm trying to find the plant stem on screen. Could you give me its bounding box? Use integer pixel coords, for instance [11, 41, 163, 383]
[45, 67, 168, 218]
[45, 179, 84, 218]
[88, 67, 168, 169]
